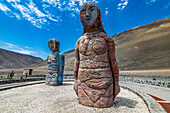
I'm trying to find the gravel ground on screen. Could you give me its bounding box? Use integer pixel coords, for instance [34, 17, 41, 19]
[0, 82, 149, 113]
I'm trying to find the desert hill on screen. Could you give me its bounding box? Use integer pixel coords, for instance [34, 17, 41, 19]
[28, 49, 75, 71]
[32, 17, 170, 71]
[0, 48, 43, 69]
[113, 17, 170, 70]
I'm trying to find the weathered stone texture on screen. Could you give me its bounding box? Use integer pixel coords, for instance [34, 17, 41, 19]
[46, 39, 65, 86]
[74, 1, 120, 108]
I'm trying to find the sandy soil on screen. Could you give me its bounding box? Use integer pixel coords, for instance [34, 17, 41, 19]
[0, 82, 149, 113]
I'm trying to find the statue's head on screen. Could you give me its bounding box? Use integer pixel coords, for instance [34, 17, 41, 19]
[48, 39, 60, 52]
[80, 1, 105, 34]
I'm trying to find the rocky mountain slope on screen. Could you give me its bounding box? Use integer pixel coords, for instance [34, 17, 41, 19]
[32, 17, 170, 71]
[0, 48, 43, 69]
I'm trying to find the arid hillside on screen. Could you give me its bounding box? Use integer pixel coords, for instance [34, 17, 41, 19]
[113, 17, 170, 70]
[0, 48, 43, 69]
[31, 17, 170, 71]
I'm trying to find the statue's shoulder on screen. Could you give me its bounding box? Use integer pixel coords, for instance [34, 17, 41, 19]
[59, 52, 65, 58]
[75, 36, 84, 48]
[58, 51, 63, 56]
[104, 35, 115, 43]
[49, 53, 53, 56]
[98, 31, 108, 37]
[77, 36, 84, 43]
[48, 53, 55, 60]
[49, 53, 55, 57]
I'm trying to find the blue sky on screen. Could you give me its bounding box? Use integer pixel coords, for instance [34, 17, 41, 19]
[0, 0, 170, 59]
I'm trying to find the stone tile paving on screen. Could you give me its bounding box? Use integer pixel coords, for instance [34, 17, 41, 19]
[120, 81, 169, 113]
[120, 81, 170, 101]
[147, 94, 170, 113]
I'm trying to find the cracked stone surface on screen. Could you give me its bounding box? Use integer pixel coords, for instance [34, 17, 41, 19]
[0, 82, 149, 113]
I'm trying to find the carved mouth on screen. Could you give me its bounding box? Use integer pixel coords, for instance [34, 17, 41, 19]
[87, 18, 91, 20]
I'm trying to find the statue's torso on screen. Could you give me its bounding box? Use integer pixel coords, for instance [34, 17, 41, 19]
[46, 51, 64, 85]
[77, 32, 113, 106]
[48, 51, 60, 73]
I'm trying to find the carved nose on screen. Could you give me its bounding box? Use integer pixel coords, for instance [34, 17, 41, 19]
[86, 11, 90, 17]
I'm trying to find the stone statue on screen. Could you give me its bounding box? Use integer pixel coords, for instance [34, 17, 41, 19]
[73, 1, 120, 108]
[46, 39, 65, 86]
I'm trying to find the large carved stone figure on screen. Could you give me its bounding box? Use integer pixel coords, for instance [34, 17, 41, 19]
[46, 39, 65, 86]
[73, 1, 120, 108]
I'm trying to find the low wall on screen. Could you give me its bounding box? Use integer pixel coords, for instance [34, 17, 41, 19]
[1, 74, 169, 88]
[120, 74, 170, 79]
[120, 78, 170, 88]
[14, 74, 74, 79]
[0, 74, 74, 85]
[14, 74, 73, 78]
[14, 75, 46, 77]
[0, 78, 45, 85]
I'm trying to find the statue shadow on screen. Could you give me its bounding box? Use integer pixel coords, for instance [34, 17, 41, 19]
[113, 97, 138, 108]
[47, 83, 73, 86]
[62, 83, 73, 86]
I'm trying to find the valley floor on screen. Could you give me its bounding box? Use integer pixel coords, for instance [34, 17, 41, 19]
[1, 68, 170, 76]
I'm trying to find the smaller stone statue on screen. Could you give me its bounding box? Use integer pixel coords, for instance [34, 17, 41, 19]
[46, 39, 65, 86]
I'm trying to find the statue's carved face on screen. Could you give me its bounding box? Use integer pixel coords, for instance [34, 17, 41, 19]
[48, 39, 60, 52]
[80, 2, 98, 27]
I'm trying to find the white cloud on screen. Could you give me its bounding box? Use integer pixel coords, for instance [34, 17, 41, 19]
[105, 7, 109, 15]
[42, 0, 99, 18]
[123, 1, 128, 6]
[49, 16, 59, 22]
[25, 46, 33, 49]
[3, 43, 17, 48]
[92, 0, 99, 4]
[118, 3, 122, 6]
[13, 13, 20, 19]
[122, 6, 125, 9]
[14, 49, 36, 54]
[7, 0, 20, 2]
[105, 11, 108, 15]
[27, 1, 46, 18]
[0, 3, 11, 12]
[4, 0, 62, 28]
[0, 42, 36, 55]
[78, 0, 85, 6]
[117, 0, 128, 10]
[146, 0, 158, 4]
[1, 0, 99, 29]
[0, 2, 23, 20]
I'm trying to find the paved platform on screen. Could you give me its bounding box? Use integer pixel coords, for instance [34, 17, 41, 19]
[0, 82, 149, 113]
[120, 81, 170, 112]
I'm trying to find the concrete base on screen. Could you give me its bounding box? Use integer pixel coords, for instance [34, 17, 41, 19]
[0, 82, 150, 113]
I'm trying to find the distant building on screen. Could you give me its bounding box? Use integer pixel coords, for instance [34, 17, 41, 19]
[23, 68, 33, 75]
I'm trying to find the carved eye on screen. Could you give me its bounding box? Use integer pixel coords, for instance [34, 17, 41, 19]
[90, 8, 94, 11]
[81, 11, 85, 15]
[89, 6, 94, 11]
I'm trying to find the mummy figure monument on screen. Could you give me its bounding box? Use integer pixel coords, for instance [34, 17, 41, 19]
[73, 1, 120, 108]
[46, 39, 65, 86]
